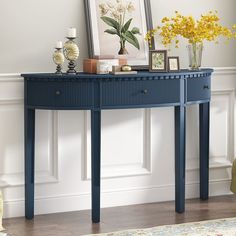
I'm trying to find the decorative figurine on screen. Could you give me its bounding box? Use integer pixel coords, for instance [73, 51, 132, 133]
[121, 65, 132, 72]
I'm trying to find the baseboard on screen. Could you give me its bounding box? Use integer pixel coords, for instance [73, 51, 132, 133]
[3, 180, 232, 218]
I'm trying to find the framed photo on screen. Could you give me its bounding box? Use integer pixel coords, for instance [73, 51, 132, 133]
[84, 0, 154, 70]
[149, 50, 167, 72]
[168, 56, 180, 72]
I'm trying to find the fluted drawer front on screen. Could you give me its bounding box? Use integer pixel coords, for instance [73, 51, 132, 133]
[27, 81, 93, 108]
[101, 79, 180, 108]
[187, 77, 211, 102]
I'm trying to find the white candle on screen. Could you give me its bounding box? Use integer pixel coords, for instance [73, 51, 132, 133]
[56, 41, 63, 49]
[67, 27, 76, 38]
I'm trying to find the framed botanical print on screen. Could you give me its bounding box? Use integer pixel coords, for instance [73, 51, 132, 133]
[168, 56, 180, 72]
[149, 50, 167, 72]
[84, 0, 154, 69]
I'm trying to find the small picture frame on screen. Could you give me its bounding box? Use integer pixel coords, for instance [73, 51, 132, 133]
[168, 56, 180, 72]
[149, 50, 167, 72]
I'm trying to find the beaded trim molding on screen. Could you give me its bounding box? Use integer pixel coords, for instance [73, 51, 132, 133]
[22, 69, 213, 82]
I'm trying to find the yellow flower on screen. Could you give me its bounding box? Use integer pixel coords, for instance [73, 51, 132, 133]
[162, 17, 170, 23]
[145, 11, 236, 47]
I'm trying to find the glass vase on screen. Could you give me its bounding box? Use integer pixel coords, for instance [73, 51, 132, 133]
[188, 42, 203, 70]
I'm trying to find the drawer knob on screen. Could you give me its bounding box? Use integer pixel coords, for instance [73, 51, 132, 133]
[55, 90, 61, 95]
[142, 89, 148, 94]
[203, 85, 210, 90]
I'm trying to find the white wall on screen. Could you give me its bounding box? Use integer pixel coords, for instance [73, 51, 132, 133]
[0, 0, 236, 218]
[0, 0, 236, 73]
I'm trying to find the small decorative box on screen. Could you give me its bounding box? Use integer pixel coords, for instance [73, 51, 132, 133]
[83, 58, 128, 74]
[83, 59, 97, 74]
[97, 61, 110, 74]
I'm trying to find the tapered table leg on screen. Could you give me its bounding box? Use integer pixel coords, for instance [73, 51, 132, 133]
[175, 105, 186, 213]
[91, 110, 101, 223]
[25, 108, 35, 219]
[199, 102, 210, 200]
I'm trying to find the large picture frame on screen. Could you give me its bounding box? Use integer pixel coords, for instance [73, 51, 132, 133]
[84, 0, 154, 70]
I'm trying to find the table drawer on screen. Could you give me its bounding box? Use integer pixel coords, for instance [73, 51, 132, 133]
[26, 81, 93, 108]
[101, 79, 180, 108]
[187, 77, 211, 102]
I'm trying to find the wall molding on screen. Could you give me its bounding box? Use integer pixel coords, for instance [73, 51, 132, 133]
[0, 105, 59, 188]
[0, 72, 50, 82]
[0, 98, 23, 105]
[0, 74, 23, 82]
[212, 67, 236, 75]
[186, 89, 235, 174]
[43, 110, 59, 184]
[186, 158, 232, 172]
[211, 89, 235, 166]
[0, 74, 59, 187]
[83, 109, 152, 180]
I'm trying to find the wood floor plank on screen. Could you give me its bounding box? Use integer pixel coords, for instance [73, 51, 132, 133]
[3, 195, 236, 236]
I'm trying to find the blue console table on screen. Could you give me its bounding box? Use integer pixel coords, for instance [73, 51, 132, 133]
[22, 69, 213, 223]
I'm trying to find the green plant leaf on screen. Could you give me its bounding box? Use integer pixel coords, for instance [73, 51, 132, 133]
[122, 18, 132, 33]
[101, 16, 120, 30]
[124, 31, 140, 50]
[131, 27, 141, 35]
[104, 29, 118, 35]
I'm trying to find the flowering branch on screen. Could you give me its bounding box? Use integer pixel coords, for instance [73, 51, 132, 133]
[145, 11, 236, 48]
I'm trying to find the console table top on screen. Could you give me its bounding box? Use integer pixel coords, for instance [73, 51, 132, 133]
[22, 69, 213, 81]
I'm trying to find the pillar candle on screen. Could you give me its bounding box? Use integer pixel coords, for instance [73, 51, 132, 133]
[67, 28, 76, 38]
[56, 41, 63, 49]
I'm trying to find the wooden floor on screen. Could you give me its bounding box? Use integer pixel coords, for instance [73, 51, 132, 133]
[3, 195, 236, 236]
